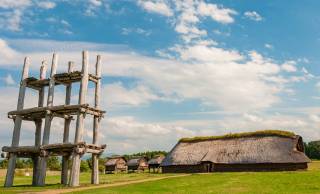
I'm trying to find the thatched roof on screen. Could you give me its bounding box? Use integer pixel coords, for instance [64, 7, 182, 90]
[179, 130, 295, 143]
[148, 155, 165, 165]
[105, 156, 126, 166]
[127, 157, 146, 166]
[162, 130, 310, 166]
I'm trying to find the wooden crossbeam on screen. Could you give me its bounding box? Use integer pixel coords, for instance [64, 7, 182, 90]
[26, 72, 100, 90]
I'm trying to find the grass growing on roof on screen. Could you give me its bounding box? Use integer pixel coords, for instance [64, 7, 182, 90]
[179, 130, 296, 143]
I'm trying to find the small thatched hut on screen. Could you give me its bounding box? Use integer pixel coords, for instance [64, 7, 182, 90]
[127, 157, 148, 171]
[105, 156, 127, 173]
[148, 155, 165, 172]
[161, 130, 311, 173]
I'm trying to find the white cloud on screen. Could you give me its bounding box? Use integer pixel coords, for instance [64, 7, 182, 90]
[0, 0, 31, 9]
[37, 1, 56, 9]
[172, 43, 243, 63]
[0, 38, 303, 112]
[61, 20, 70, 26]
[137, 0, 173, 17]
[89, 0, 102, 7]
[0, 38, 318, 153]
[281, 61, 297, 72]
[167, 112, 320, 142]
[0, 0, 57, 32]
[0, 84, 192, 153]
[121, 27, 152, 36]
[0, 9, 23, 31]
[137, 1, 237, 42]
[3, 74, 15, 85]
[99, 116, 194, 153]
[103, 82, 162, 108]
[85, 0, 103, 16]
[265, 43, 273, 49]
[244, 11, 263, 21]
[198, 1, 237, 24]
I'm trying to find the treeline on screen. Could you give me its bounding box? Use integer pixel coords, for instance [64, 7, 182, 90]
[0, 157, 104, 172]
[0, 157, 61, 170]
[305, 141, 320, 159]
[122, 150, 168, 161]
[0, 150, 168, 172]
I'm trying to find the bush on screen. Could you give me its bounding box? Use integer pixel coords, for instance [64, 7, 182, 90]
[47, 156, 61, 171]
[80, 160, 90, 172]
[0, 159, 8, 169]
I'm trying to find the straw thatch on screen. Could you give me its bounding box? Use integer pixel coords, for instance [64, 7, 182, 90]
[127, 157, 148, 171]
[161, 130, 310, 173]
[105, 156, 127, 173]
[148, 155, 165, 166]
[148, 155, 165, 172]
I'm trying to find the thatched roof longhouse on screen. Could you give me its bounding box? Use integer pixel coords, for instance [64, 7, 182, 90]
[148, 155, 165, 165]
[161, 130, 310, 172]
[105, 156, 126, 166]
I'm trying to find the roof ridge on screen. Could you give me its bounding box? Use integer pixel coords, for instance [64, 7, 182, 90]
[179, 130, 296, 143]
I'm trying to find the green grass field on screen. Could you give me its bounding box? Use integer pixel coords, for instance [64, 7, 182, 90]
[0, 161, 320, 194]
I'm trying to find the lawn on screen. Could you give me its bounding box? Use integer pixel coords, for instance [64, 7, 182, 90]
[73, 161, 320, 194]
[0, 171, 172, 194]
[0, 161, 319, 194]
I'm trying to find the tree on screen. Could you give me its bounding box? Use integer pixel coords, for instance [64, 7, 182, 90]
[122, 150, 167, 161]
[47, 156, 61, 171]
[86, 157, 106, 172]
[0, 159, 8, 169]
[15, 159, 32, 169]
[305, 141, 320, 159]
[80, 160, 90, 172]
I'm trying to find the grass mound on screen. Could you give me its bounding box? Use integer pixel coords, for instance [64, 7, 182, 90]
[179, 130, 296, 143]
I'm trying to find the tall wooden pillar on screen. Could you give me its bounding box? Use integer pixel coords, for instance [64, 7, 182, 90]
[61, 61, 74, 185]
[69, 51, 89, 187]
[37, 53, 58, 186]
[32, 61, 47, 186]
[4, 57, 30, 187]
[91, 55, 101, 184]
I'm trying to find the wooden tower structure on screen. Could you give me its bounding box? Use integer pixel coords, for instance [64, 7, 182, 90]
[2, 51, 106, 187]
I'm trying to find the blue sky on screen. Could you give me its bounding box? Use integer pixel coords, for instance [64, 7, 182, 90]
[0, 0, 320, 154]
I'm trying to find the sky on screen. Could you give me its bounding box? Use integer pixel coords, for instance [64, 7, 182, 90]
[0, 0, 320, 154]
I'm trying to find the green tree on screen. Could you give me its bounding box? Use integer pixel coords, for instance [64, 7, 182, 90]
[0, 159, 8, 169]
[80, 160, 90, 172]
[15, 159, 32, 169]
[47, 156, 61, 171]
[122, 150, 167, 161]
[86, 158, 105, 172]
[305, 141, 320, 159]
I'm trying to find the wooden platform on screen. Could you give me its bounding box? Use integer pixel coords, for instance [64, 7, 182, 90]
[2, 142, 106, 158]
[26, 71, 100, 90]
[8, 104, 105, 121]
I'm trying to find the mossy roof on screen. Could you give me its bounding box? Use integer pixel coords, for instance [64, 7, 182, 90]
[179, 130, 296, 143]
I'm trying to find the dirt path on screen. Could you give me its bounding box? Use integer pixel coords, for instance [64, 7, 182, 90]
[26, 174, 189, 194]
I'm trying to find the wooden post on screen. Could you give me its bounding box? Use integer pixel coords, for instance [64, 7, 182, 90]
[91, 55, 101, 184]
[37, 53, 58, 186]
[61, 61, 74, 185]
[4, 57, 30, 187]
[70, 51, 89, 187]
[32, 61, 47, 186]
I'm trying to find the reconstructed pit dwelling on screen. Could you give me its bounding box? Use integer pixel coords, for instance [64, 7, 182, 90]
[161, 130, 311, 173]
[2, 51, 106, 187]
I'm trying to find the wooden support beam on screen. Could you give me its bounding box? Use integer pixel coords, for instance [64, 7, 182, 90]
[61, 61, 74, 185]
[5, 57, 30, 187]
[92, 55, 101, 184]
[38, 53, 58, 186]
[33, 60, 47, 186]
[70, 51, 89, 187]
